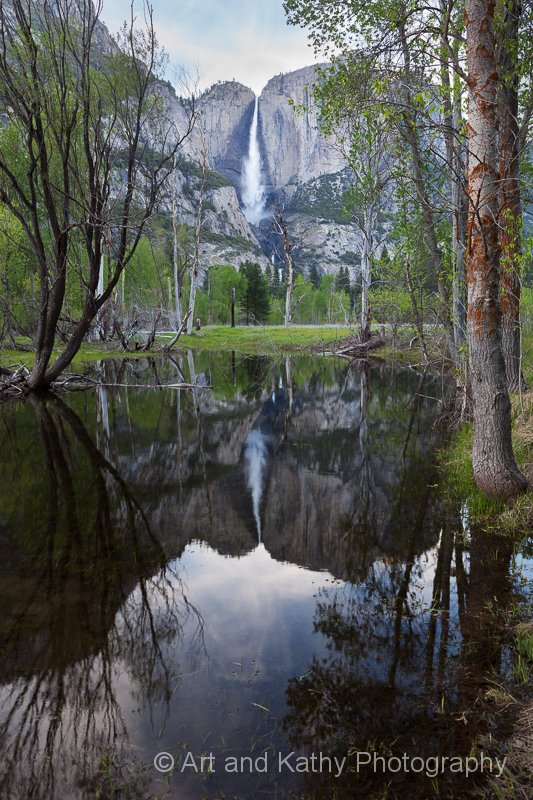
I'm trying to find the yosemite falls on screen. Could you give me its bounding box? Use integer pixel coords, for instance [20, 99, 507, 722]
[241, 97, 266, 225]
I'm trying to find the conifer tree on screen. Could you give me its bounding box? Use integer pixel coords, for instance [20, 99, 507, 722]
[239, 261, 271, 325]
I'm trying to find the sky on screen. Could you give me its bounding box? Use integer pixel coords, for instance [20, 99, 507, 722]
[100, 0, 318, 95]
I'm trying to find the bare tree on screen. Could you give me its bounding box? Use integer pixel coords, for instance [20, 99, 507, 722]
[274, 211, 294, 327]
[0, 0, 195, 392]
[186, 122, 207, 335]
[171, 153, 183, 331]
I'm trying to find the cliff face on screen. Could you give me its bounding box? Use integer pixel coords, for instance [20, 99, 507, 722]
[258, 66, 344, 198]
[181, 69, 344, 202]
[177, 66, 361, 276]
[182, 81, 256, 189]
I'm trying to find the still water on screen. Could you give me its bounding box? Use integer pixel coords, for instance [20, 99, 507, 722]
[0, 352, 530, 799]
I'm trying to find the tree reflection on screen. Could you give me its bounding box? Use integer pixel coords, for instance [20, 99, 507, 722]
[283, 516, 518, 799]
[0, 395, 202, 800]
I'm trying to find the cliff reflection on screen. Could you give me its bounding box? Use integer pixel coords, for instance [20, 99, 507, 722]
[0, 352, 456, 799]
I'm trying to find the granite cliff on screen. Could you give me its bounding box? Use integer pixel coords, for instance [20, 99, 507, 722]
[171, 67, 363, 277]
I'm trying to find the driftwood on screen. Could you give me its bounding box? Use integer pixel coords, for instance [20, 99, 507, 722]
[322, 334, 387, 358]
[161, 307, 193, 352]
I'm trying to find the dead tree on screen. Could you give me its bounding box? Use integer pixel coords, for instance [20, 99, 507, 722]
[274, 212, 294, 327]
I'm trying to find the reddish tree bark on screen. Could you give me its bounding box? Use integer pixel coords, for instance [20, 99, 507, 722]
[465, 0, 527, 498]
[497, 0, 524, 393]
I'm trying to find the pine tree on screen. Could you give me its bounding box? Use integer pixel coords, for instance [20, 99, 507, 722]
[309, 263, 321, 289]
[240, 261, 271, 324]
[335, 266, 351, 294]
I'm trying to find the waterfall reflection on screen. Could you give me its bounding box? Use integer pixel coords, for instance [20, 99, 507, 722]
[0, 395, 203, 800]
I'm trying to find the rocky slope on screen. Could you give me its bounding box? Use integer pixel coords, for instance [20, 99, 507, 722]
[258, 66, 344, 198]
[170, 67, 363, 277]
[171, 156, 270, 271]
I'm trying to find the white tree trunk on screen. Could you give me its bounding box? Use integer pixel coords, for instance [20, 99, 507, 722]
[186, 130, 207, 335]
[172, 156, 182, 331]
[360, 207, 374, 342]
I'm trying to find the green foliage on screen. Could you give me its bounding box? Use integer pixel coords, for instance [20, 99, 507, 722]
[175, 157, 232, 190]
[370, 287, 417, 326]
[308, 263, 321, 289]
[239, 261, 271, 324]
[0, 210, 35, 342]
[334, 265, 351, 294]
[203, 264, 247, 325]
[521, 287, 533, 324]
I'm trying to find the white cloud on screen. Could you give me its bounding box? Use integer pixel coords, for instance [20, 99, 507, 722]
[101, 0, 318, 95]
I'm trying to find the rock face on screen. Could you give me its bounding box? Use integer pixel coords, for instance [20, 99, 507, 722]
[258, 66, 344, 199]
[181, 81, 256, 191]
[176, 67, 362, 276]
[164, 66, 363, 276]
[170, 159, 269, 270]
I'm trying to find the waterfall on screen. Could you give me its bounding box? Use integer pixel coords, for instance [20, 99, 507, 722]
[242, 97, 265, 225]
[243, 429, 267, 543]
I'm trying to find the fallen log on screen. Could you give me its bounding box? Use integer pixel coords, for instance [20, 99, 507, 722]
[322, 334, 387, 358]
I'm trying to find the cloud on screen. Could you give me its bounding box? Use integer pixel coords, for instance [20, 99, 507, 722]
[101, 0, 318, 95]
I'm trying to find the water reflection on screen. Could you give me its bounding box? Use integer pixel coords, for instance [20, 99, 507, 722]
[0, 395, 202, 799]
[0, 352, 528, 799]
[283, 518, 523, 799]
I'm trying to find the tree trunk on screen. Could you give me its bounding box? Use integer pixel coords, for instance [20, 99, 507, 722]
[275, 212, 294, 327]
[439, 1, 468, 354]
[360, 209, 372, 342]
[187, 133, 207, 336]
[439, 25, 469, 414]
[284, 255, 293, 328]
[398, 21, 457, 364]
[497, 0, 524, 393]
[465, 0, 527, 498]
[172, 156, 183, 331]
[1, 267, 16, 348]
[27, 261, 68, 390]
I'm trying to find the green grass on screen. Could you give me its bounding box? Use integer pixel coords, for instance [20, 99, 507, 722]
[0, 326, 351, 372]
[440, 415, 533, 534]
[440, 425, 507, 521]
[157, 325, 349, 354]
[0, 341, 156, 373]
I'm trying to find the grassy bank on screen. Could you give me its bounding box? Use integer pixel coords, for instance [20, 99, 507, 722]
[440, 393, 533, 535]
[0, 342, 144, 372]
[157, 324, 349, 353]
[0, 325, 350, 371]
